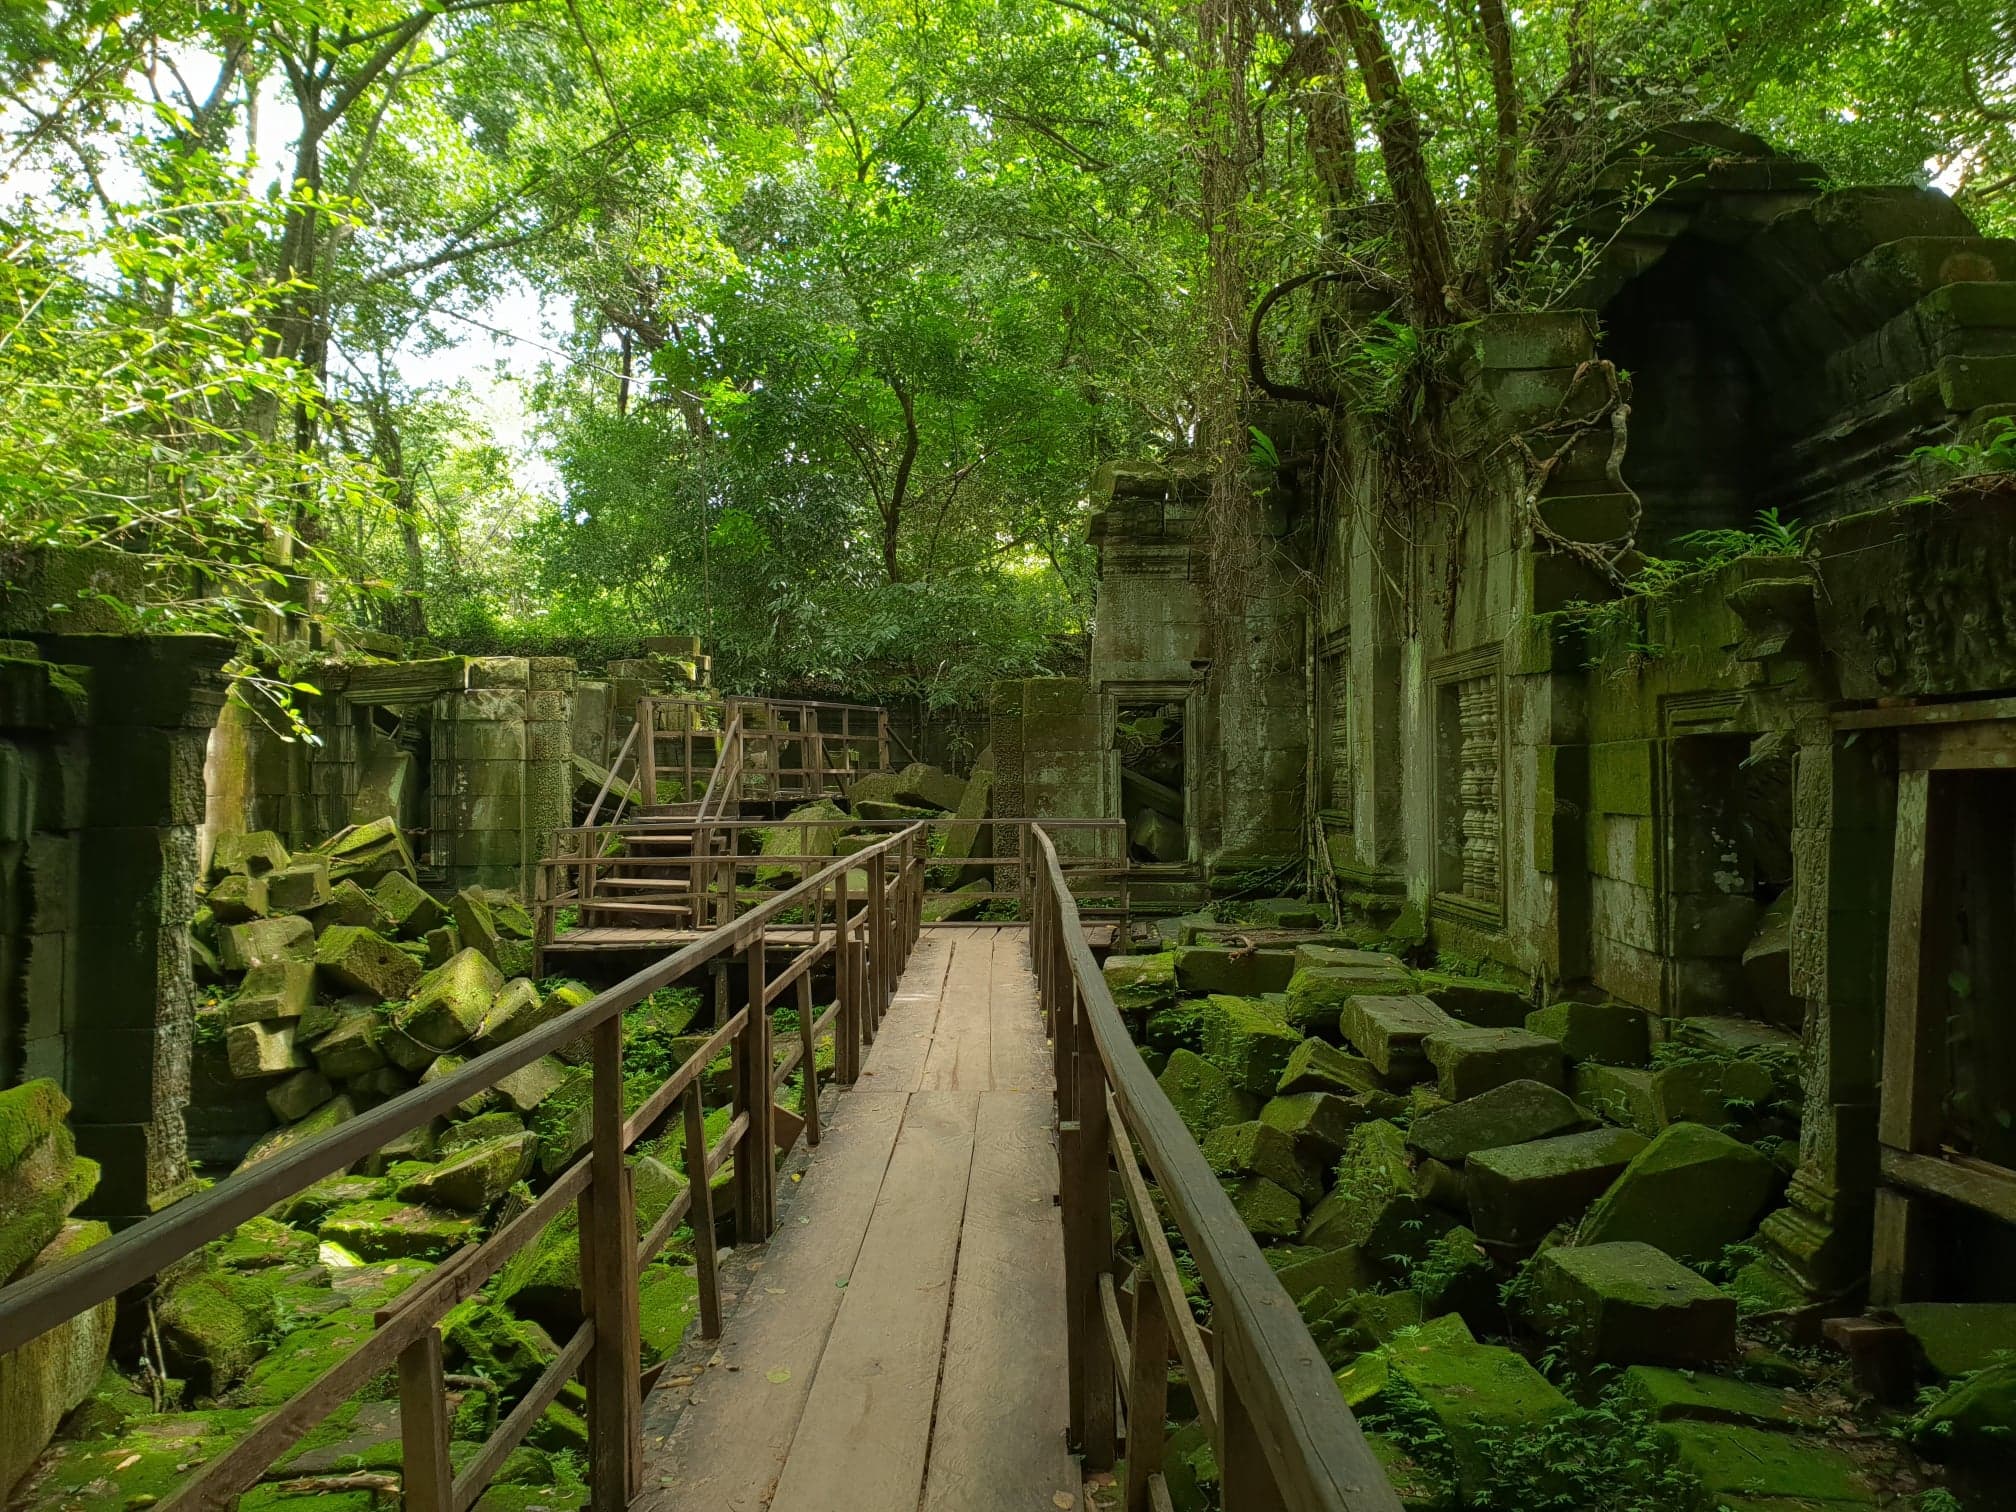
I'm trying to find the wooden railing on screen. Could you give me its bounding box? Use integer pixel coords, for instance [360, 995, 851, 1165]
[536, 817, 1131, 949]
[636, 696, 889, 812]
[1028, 826, 1402, 1512]
[0, 827, 929, 1512]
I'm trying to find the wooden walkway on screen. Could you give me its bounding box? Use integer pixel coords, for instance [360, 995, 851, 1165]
[635, 927, 1078, 1512]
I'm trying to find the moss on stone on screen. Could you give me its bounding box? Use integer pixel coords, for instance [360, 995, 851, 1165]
[1157, 1049, 1257, 1143]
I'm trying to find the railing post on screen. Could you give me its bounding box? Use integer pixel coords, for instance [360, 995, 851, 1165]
[397, 1328, 454, 1512]
[584, 1014, 641, 1511]
[867, 850, 888, 1029]
[683, 1083, 722, 1340]
[736, 932, 775, 1242]
[796, 971, 822, 1147]
[1215, 1330, 1288, 1512]
[1072, 1026, 1117, 1470]
[836, 868, 860, 1082]
[637, 698, 657, 809]
[1124, 1263, 1170, 1512]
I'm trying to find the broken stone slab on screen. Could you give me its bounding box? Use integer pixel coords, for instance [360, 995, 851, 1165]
[1410, 971, 1533, 1029]
[227, 1019, 312, 1079]
[307, 879, 393, 936]
[473, 979, 543, 1050]
[319, 1198, 478, 1261]
[1103, 952, 1177, 1014]
[206, 872, 269, 923]
[0, 1218, 115, 1494]
[1907, 1358, 2016, 1459]
[1283, 965, 1416, 1036]
[1258, 1092, 1370, 1164]
[0, 1122, 98, 1283]
[264, 1069, 335, 1123]
[264, 857, 332, 914]
[1203, 1121, 1322, 1205]
[1337, 1322, 1570, 1501]
[1301, 1120, 1454, 1271]
[211, 830, 290, 880]
[424, 924, 460, 967]
[1275, 1245, 1381, 1304]
[1577, 1121, 1780, 1262]
[1406, 1079, 1591, 1163]
[1199, 995, 1302, 1094]
[1888, 1302, 2016, 1379]
[345, 1066, 412, 1108]
[1465, 1127, 1648, 1246]
[1530, 1241, 1738, 1364]
[361, 1121, 440, 1177]
[1276, 1037, 1387, 1098]
[1292, 943, 1404, 973]
[1620, 1364, 1807, 1427]
[1220, 1175, 1301, 1239]
[397, 1132, 536, 1212]
[420, 1055, 496, 1119]
[439, 1112, 524, 1153]
[1660, 1421, 1877, 1507]
[397, 948, 506, 1052]
[1158, 1049, 1257, 1142]
[225, 960, 317, 1026]
[241, 1094, 357, 1169]
[374, 872, 445, 939]
[316, 925, 423, 1002]
[1411, 1225, 1500, 1328]
[1423, 1026, 1566, 1101]
[218, 914, 315, 973]
[1173, 944, 1298, 998]
[1572, 1058, 1776, 1137]
[1339, 994, 1458, 1079]
[312, 816, 417, 887]
[892, 761, 965, 811]
[1524, 1000, 1651, 1065]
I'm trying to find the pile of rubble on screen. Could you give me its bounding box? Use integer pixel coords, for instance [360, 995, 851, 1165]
[1104, 905, 1997, 1511]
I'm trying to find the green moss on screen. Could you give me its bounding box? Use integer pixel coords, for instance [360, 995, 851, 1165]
[0, 1078, 70, 1172]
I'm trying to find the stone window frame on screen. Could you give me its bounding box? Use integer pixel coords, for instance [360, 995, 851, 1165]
[1099, 678, 1201, 873]
[1429, 647, 1506, 926]
[1317, 628, 1353, 827]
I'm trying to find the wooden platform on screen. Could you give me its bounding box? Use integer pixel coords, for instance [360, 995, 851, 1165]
[544, 920, 1115, 953]
[635, 928, 1078, 1512]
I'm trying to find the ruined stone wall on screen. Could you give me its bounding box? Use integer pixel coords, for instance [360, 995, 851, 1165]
[430, 656, 576, 894]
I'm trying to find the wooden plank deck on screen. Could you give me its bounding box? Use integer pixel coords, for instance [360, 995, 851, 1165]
[635, 927, 1077, 1512]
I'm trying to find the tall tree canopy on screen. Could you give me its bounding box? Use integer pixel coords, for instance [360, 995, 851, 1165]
[3, 0, 2011, 703]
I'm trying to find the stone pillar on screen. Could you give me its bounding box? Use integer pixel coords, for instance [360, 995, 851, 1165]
[431, 657, 575, 894]
[27, 634, 230, 1221]
[1762, 721, 1893, 1292]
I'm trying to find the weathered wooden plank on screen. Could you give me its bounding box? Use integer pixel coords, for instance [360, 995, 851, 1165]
[635, 1091, 910, 1512]
[856, 932, 954, 1091]
[921, 929, 998, 1091]
[920, 1091, 1073, 1512]
[989, 929, 1053, 1093]
[768, 1091, 979, 1512]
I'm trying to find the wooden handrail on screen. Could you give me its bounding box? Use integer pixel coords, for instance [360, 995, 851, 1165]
[585, 721, 641, 829]
[0, 823, 932, 1512]
[1027, 825, 1401, 1512]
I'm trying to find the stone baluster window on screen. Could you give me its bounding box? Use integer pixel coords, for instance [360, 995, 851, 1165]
[1434, 657, 1502, 911]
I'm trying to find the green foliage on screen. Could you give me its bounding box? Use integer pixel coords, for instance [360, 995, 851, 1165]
[1914, 418, 2016, 481]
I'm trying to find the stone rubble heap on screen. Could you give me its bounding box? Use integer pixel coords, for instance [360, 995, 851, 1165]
[1105, 903, 1999, 1512]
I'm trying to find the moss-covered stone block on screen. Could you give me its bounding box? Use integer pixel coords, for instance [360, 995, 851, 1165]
[1220, 1174, 1301, 1239]
[206, 872, 269, 923]
[638, 1263, 701, 1364]
[1410, 1225, 1498, 1328]
[157, 1270, 274, 1393]
[1198, 995, 1301, 1095]
[1465, 1127, 1647, 1245]
[1530, 1241, 1737, 1364]
[1908, 1357, 2016, 1460]
[1525, 1000, 1651, 1066]
[314, 925, 421, 1002]
[308, 879, 392, 937]
[1303, 1121, 1454, 1273]
[1157, 1049, 1258, 1142]
[1103, 952, 1178, 1013]
[263, 1069, 334, 1123]
[397, 1132, 535, 1212]
[398, 948, 505, 1052]
[314, 817, 416, 888]
[264, 858, 331, 914]
[1890, 1302, 2016, 1380]
[1662, 1420, 1877, 1505]
[374, 872, 445, 938]
[240, 1094, 357, 1169]
[227, 960, 317, 1026]
[212, 831, 290, 879]
[1339, 1325, 1570, 1501]
[1203, 1121, 1322, 1204]
[228, 1305, 387, 1407]
[1407, 1080, 1589, 1163]
[1620, 1364, 1805, 1427]
[226, 1019, 311, 1080]
[1283, 965, 1415, 1037]
[0, 1219, 114, 1494]
[1340, 995, 1456, 1079]
[1410, 972, 1532, 1029]
[1276, 1037, 1385, 1097]
[1422, 1027, 1565, 1101]
[1258, 1091, 1368, 1164]
[1577, 1122, 1780, 1262]
[319, 1199, 478, 1261]
[310, 1008, 387, 1081]
[1174, 944, 1296, 996]
[218, 914, 314, 973]
[493, 1055, 570, 1115]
